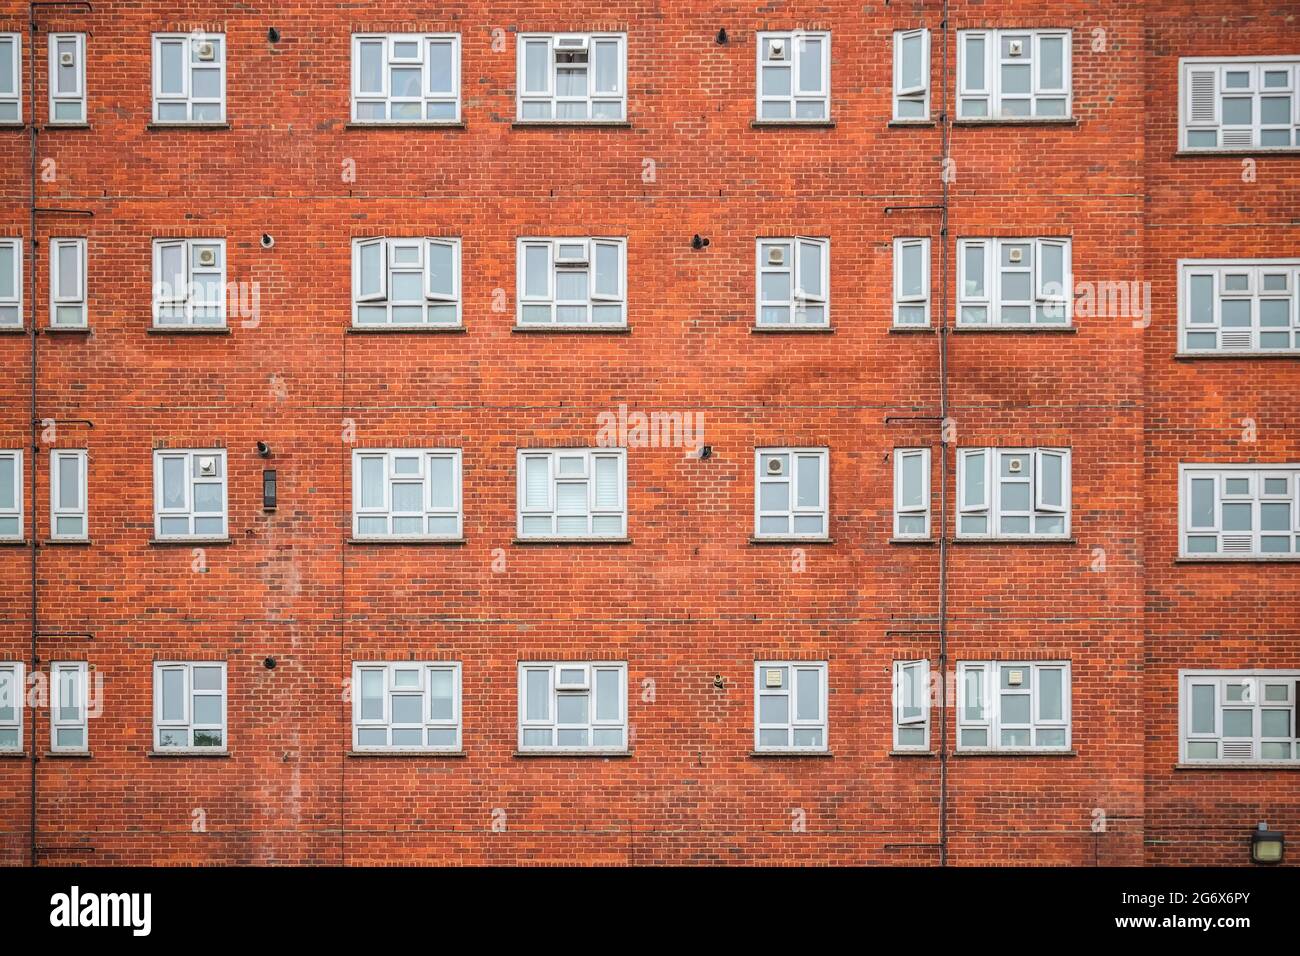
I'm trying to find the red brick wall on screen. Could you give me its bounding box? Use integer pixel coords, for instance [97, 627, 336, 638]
[0, 0, 1285, 867]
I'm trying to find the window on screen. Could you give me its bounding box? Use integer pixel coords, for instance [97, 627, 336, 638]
[756, 31, 830, 121]
[48, 33, 85, 124]
[893, 29, 930, 120]
[152, 449, 228, 540]
[517, 33, 626, 122]
[49, 238, 86, 328]
[893, 237, 931, 326]
[50, 661, 88, 752]
[1180, 465, 1300, 558]
[0, 33, 19, 123]
[958, 448, 1071, 539]
[754, 448, 829, 540]
[1179, 260, 1300, 354]
[893, 448, 931, 539]
[50, 449, 87, 541]
[1181, 58, 1300, 151]
[958, 29, 1070, 120]
[352, 237, 461, 327]
[0, 236, 21, 327]
[756, 238, 828, 327]
[1181, 671, 1300, 764]
[0, 450, 23, 541]
[958, 661, 1071, 751]
[152, 239, 226, 328]
[958, 238, 1071, 326]
[518, 661, 627, 751]
[0, 662, 21, 752]
[516, 448, 626, 540]
[351, 34, 460, 123]
[517, 237, 625, 327]
[352, 449, 462, 540]
[893, 659, 930, 751]
[754, 661, 828, 752]
[152, 33, 225, 123]
[352, 662, 461, 751]
[153, 662, 226, 751]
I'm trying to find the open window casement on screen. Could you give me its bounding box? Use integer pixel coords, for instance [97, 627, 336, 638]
[1035, 239, 1072, 320]
[895, 660, 930, 736]
[893, 237, 930, 325]
[893, 29, 930, 119]
[590, 239, 622, 302]
[424, 238, 458, 301]
[354, 238, 387, 301]
[893, 447, 930, 537]
[794, 237, 828, 314]
[1035, 448, 1070, 514]
[153, 240, 187, 310]
[555, 664, 590, 691]
[50, 238, 86, 327]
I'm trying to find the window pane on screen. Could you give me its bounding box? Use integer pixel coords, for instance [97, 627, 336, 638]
[1222, 710, 1252, 737]
[1190, 684, 1215, 734]
[796, 455, 821, 508]
[795, 668, 820, 721]
[524, 245, 549, 297]
[161, 457, 185, 508]
[759, 694, 789, 724]
[593, 457, 619, 508]
[798, 242, 823, 298]
[963, 452, 985, 506]
[159, 41, 184, 94]
[0, 244, 13, 299]
[57, 245, 80, 299]
[1040, 454, 1063, 508]
[556, 693, 588, 724]
[901, 242, 923, 297]
[594, 243, 619, 298]
[525, 669, 549, 720]
[57, 456, 81, 509]
[595, 669, 619, 721]
[523, 41, 549, 93]
[1001, 695, 1031, 724]
[359, 457, 385, 510]
[797, 37, 822, 93]
[360, 670, 384, 720]
[901, 33, 923, 91]
[1039, 37, 1064, 89]
[428, 41, 454, 94]
[427, 242, 454, 297]
[964, 36, 985, 89]
[1039, 669, 1063, 720]
[161, 669, 184, 721]
[963, 244, 985, 297]
[593, 41, 619, 93]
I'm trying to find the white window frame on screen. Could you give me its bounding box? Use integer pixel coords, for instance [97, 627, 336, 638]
[48, 32, 86, 124]
[0, 661, 22, 753]
[1179, 464, 1300, 559]
[755, 237, 829, 327]
[49, 237, 86, 328]
[151, 33, 226, 124]
[957, 29, 1072, 120]
[0, 449, 23, 542]
[893, 236, 931, 326]
[352, 661, 462, 752]
[957, 447, 1071, 540]
[893, 447, 931, 539]
[50, 448, 88, 541]
[151, 238, 227, 328]
[1180, 669, 1300, 765]
[1180, 57, 1300, 152]
[351, 448, 463, 541]
[893, 29, 930, 120]
[957, 237, 1072, 326]
[152, 449, 228, 541]
[893, 659, 930, 751]
[351, 237, 462, 327]
[516, 33, 627, 122]
[50, 661, 88, 753]
[1178, 259, 1300, 355]
[517, 661, 628, 752]
[754, 660, 829, 753]
[0, 236, 22, 328]
[516, 448, 627, 540]
[152, 661, 227, 752]
[351, 33, 461, 124]
[516, 237, 626, 327]
[957, 661, 1072, 752]
[754, 447, 829, 541]
[755, 31, 831, 122]
[0, 33, 21, 124]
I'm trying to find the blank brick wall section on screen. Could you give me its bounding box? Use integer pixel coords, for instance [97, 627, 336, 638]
[0, 0, 1287, 866]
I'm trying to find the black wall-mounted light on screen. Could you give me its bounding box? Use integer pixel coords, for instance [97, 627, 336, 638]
[267, 28, 281, 43]
[712, 674, 725, 689]
[260, 233, 275, 249]
[1251, 821, 1284, 864]
[256, 441, 272, 458]
[698, 445, 712, 460]
[264, 657, 277, 670]
[716, 29, 728, 45]
[263, 469, 277, 511]
[692, 234, 710, 250]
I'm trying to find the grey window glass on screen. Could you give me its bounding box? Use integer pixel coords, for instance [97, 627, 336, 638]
[964, 452, 985, 504]
[429, 670, 454, 720]
[358, 41, 383, 93]
[427, 243, 454, 297]
[1040, 454, 1063, 508]
[795, 669, 820, 721]
[57, 456, 80, 509]
[796, 455, 821, 508]
[360, 457, 384, 509]
[159, 42, 184, 95]
[162, 457, 185, 508]
[428, 41, 454, 93]
[161, 669, 184, 721]
[901, 33, 923, 90]
[1222, 710, 1253, 737]
[1039, 669, 1063, 720]
[360, 670, 384, 720]
[900, 453, 924, 508]
[1191, 684, 1215, 734]
[525, 669, 549, 720]
[759, 694, 789, 724]
[524, 41, 549, 93]
[1039, 36, 1064, 88]
[798, 37, 822, 93]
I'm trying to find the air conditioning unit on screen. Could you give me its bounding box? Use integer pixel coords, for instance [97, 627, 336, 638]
[1008, 39, 1024, 57]
[1008, 247, 1024, 263]
[766, 457, 785, 476]
[197, 248, 217, 267]
[767, 38, 787, 60]
[1007, 458, 1023, 473]
[196, 41, 216, 61]
[555, 666, 589, 691]
[59, 51, 75, 67]
[767, 246, 785, 266]
[197, 456, 217, 477]
[555, 242, 588, 266]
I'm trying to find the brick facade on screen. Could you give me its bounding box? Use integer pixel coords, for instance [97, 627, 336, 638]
[0, 0, 1292, 866]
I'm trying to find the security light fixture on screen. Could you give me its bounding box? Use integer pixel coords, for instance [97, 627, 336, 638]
[256, 441, 272, 458]
[264, 657, 277, 670]
[713, 674, 725, 689]
[698, 445, 712, 460]
[260, 233, 275, 249]
[716, 29, 728, 45]
[267, 28, 281, 43]
[692, 234, 710, 250]
[1251, 822, 1284, 864]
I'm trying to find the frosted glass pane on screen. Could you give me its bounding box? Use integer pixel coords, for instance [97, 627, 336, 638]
[1188, 275, 1213, 324]
[1189, 478, 1214, 528]
[796, 455, 821, 507]
[525, 670, 549, 720]
[963, 37, 985, 90]
[1039, 669, 1063, 720]
[427, 243, 455, 297]
[358, 41, 383, 93]
[759, 694, 789, 725]
[359, 457, 385, 509]
[595, 669, 619, 721]
[161, 457, 185, 508]
[795, 668, 820, 721]
[1262, 709, 1290, 737]
[159, 42, 184, 95]
[1039, 37, 1064, 89]
[0, 458, 13, 509]
[900, 33, 923, 91]
[1222, 710, 1252, 737]
[556, 694, 588, 724]
[593, 41, 619, 93]
[523, 41, 549, 93]
[963, 245, 985, 296]
[797, 38, 822, 93]
[391, 695, 421, 724]
[900, 243, 923, 297]
[594, 457, 619, 508]
[594, 243, 619, 298]
[1040, 454, 1063, 508]
[57, 245, 80, 299]
[963, 452, 985, 506]
[900, 454, 923, 508]
[57, 456, 81, 509]
[524, 245, 549, 297]
[427, 41, 454, 93]
[0, 244, 13, 299]
[428, 457, 454, 509]
[193, 696, 221, 725]
[360, 670, 383, 719]
[161, 670, 184, 721]
[760, 481, 789, 512]
[798, 242, 823, 298]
